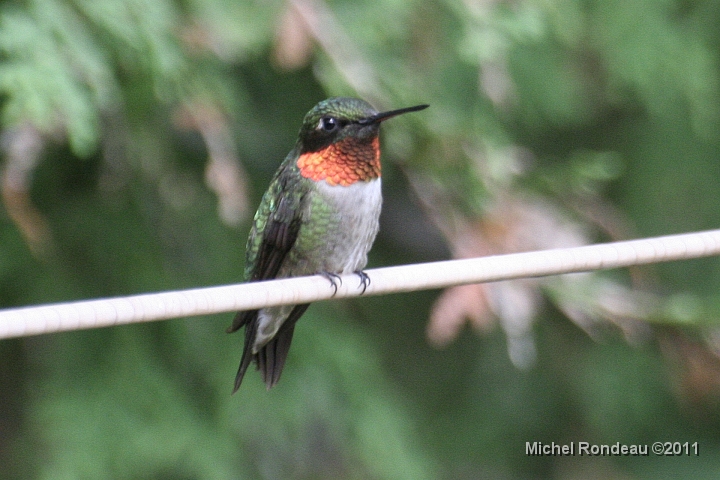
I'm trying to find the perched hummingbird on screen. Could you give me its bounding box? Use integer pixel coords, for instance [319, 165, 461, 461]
[228, 97, 428, 392]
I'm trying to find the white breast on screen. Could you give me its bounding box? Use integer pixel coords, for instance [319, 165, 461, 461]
[315, 178, 382, 273]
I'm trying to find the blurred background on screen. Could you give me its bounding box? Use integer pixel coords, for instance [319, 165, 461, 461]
[1, 0, 720, 478]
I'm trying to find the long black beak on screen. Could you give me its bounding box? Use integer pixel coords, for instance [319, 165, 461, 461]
[358, 104, 429, 125]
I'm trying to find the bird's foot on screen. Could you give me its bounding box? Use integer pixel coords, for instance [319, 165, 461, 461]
[354, 270, 370, 294]
[320, 271, 342, 296]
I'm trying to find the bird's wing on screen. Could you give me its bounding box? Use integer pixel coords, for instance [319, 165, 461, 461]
[227, 165, 306, 334]
[248, 191, 304, 282]
[228, 165, 310, 392]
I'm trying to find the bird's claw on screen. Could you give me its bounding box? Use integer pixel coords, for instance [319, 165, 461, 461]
[355, 270, 370, 294]
[320, 271, 342, 296]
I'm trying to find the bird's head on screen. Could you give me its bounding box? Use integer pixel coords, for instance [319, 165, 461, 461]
[295, 97, 428, 186]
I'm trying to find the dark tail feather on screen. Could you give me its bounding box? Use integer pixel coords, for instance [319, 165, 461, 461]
[227, 309, 255, 334]
[231, 310, 259, 393]
[256, 304, 310, 390]
[230, 304, 310, 392]
[257, 323, 296, 389]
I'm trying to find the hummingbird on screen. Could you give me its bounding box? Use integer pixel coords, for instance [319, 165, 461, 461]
[228, 97, 428, 392]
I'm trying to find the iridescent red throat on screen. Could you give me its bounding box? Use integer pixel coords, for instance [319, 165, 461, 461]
[297, 137, 380, 186]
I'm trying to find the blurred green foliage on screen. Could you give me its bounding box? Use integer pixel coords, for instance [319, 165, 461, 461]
[2, 0, 720, 478]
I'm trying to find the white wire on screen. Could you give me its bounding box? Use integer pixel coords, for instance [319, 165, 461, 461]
[1, 228, 719, 339]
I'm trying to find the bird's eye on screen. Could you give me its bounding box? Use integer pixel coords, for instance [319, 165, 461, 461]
[318, 116, 339, 132]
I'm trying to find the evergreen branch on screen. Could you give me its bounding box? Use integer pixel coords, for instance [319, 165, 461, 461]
[1, 228, 719, 340]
